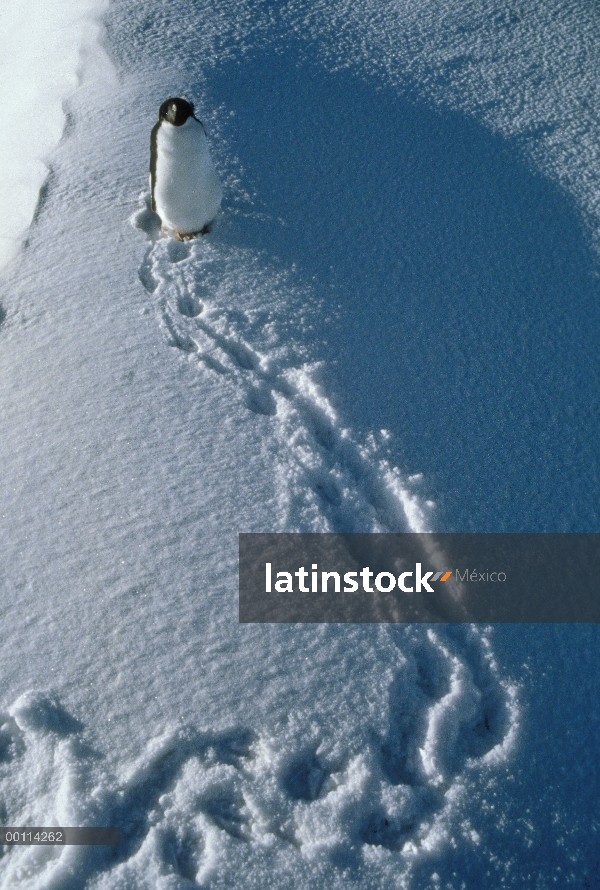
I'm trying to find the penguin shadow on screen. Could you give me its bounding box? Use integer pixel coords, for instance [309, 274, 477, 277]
[205, 40, 600, 531]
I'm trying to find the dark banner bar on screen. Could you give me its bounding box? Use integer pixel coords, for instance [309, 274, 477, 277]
[239, 534, 600, 623]
[0, 827, 120, 845]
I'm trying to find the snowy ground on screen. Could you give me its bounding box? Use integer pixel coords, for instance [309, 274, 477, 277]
[0, 0, 599, 888]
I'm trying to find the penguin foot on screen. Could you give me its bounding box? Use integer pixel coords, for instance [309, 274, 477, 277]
[171, 223, 213, 241]
[159, 224, 212, 241]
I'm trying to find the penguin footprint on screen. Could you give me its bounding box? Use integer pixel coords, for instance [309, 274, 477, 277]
[132, 197, 162, 240]
[167, 240, 191, 264]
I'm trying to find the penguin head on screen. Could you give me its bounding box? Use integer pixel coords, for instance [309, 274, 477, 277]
[158, 97, 195, 127]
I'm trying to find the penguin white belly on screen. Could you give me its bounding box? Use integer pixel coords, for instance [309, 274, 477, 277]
[153, 118, 222, 234]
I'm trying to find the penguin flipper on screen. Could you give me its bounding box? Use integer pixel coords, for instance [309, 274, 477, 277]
[149, 120, 161, 213]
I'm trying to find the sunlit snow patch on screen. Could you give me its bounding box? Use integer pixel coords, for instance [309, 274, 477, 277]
[0, 0, 113, 271]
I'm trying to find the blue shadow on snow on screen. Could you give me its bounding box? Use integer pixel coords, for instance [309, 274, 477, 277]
[205, 41, 600, 531]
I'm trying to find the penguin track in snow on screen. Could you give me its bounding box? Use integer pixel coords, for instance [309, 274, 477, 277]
[127, 208, 517, 874]
[0, 629, 516, 887]
[133, 197, 430, 534]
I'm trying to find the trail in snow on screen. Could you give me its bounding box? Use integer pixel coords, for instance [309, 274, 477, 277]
[0, 628, 516, 890]
[133, 198, 431, 535]
[0, 156, 518, 884]
[0, 0, 563, 884]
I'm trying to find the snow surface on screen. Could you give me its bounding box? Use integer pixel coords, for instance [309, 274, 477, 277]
[0, 0, 109, 269]
[0, 0, 599, 887]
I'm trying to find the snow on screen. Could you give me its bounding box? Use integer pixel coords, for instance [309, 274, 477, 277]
[0, 0, 598, 887]
[0, 0, 110, 270]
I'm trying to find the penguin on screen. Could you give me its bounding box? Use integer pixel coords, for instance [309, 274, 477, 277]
[150, 97, 222, 240]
